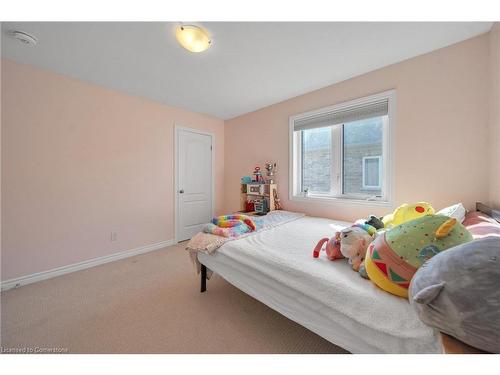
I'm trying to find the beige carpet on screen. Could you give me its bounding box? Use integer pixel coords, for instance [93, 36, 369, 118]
[1, 243, 347, 354]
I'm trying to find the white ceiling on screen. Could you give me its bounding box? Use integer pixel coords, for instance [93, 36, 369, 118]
[1, 22, 493, 119]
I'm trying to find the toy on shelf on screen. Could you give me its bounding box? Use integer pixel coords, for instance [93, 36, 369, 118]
[241, 176, 252, 184]
[245, 200, 255, 212]
[382, 202, 434, 229]
[264, 162, 277, 184]
[273, 189, 283, 210]
[364, 215, 473, 298]
[254, 198, 268, 215]
[253, 166, 264, 183]
[240, 166, 278, 214]
[240, 183, 277, 214]
[247, 184, 265, 195]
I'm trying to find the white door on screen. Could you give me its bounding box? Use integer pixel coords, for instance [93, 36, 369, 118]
[176, 127, 213, 242]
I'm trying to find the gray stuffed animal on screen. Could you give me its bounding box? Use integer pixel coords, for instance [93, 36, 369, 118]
[409, 237, 500, 353]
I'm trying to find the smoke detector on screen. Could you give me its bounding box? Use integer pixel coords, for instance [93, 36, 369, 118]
[11, 30, 37, 46]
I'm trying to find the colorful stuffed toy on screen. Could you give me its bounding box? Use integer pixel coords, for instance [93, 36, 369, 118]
[312, 232, 343, 260]
[339, 224, 377, 271]
[313, 223, 377, 272]
[364, 215, 473, 298]
[211, 214, 258, 231]
[382, 202, 434, 228]
[204, 214, 262, 238]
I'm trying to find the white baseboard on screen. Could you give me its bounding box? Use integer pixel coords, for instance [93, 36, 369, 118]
[1, 239, 174, 292]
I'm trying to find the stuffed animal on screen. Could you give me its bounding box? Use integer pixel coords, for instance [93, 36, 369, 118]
[365, 215, 385, 230]
[382, 202, 434, 228]
[312, 223, 376, 272]
[409, 237, 500, 353]
[364, 215, 472, 298]
[312, 232, 343, 260]
[339, 224, 377, 272]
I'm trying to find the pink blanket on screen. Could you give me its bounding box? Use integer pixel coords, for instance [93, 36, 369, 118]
[185, 232, 228, 278]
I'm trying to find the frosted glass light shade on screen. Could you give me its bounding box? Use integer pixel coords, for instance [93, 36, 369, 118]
[175, 25, 211, 53]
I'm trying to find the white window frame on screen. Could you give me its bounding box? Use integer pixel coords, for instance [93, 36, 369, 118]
[362, 155, 382, 190]
[289, 89, 395, 207]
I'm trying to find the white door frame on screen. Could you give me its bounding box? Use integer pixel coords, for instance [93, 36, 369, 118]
[174, 124, 215, 243]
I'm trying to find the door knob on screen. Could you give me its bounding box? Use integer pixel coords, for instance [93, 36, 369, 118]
[179, 189, 184, 194]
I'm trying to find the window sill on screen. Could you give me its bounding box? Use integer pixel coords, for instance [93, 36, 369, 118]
[290, 194, 392, 207]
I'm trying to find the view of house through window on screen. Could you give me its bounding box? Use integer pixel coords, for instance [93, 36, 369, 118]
[301, 126, 332, 194]
[300, 117, 383, 197]
[362, 156, 382, 190]
[343, 117, 383, 196]
[292, 91, 392, 202]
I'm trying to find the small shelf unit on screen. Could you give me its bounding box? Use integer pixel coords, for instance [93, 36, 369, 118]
[240, 183, 278, 214]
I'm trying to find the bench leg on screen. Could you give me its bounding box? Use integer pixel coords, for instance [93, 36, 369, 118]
[200, 264, 207, 293]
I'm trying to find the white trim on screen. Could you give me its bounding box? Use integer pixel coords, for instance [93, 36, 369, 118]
[0, 239, 174, 291]
[174, 125, 215, 244]
[362, 155, 382, 189]
[289, 89, 395, 208]
[289, 194, 392, 207]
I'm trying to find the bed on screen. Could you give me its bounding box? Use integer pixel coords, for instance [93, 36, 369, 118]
[196, 211, 442, 353]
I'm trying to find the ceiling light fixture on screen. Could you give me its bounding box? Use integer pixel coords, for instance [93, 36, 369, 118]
[175, 25, 211, 53]
[11, 30, 37, 46]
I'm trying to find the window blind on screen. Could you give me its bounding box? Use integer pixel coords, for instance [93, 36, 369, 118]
[293, 99, 388, 131]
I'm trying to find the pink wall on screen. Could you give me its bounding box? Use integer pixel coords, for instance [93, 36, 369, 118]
[489, 23, 500, 209]
[1, 58, 3, 283]
[225, 34, 491, 222]
[2, 28, 497, 282]
[1, 59, 225, 281]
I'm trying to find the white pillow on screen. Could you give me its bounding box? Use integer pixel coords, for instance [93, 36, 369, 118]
[437, 203, 467, 223]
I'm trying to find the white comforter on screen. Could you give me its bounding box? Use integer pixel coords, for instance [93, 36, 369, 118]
[200, 211, 440, 353]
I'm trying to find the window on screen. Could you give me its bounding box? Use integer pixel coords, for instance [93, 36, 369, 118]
[362, 156, 381, 190]
[290, 90, 394, 204]
[301, 126, 332, 194]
